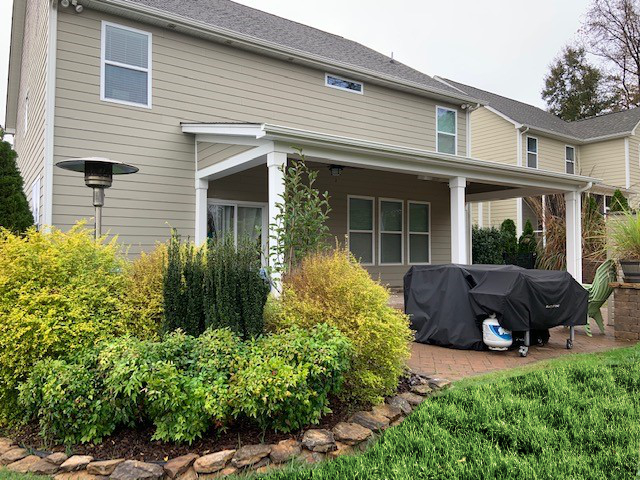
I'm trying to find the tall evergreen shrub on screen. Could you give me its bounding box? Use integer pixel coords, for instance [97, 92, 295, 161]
[472, 226, 504, 264]
[500, 219, 518, 256]
[0, 129, 33, 233]
[518, 219, 538, 255]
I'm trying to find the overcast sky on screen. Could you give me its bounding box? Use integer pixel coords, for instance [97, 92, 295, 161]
[0, 0, 592, 127]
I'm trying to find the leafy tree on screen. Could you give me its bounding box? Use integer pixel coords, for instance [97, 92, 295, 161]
[518, 219, 538, 255]
[542, 46, 615, 120]
[269, 149, 332, 278]
[582, 0, 640, 108]
[0, 128, 33, 233]
[500, 219, 518, 256]
[610, 188, 630, 212]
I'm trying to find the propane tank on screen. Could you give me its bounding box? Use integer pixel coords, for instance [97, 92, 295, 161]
[482, 314, 512, 351]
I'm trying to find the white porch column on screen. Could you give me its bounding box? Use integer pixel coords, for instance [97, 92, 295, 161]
[449, 176, 468, 264]
[195, 178, 208, 246]
[267, 151, 287, 295]
[565, 190, 582, 281]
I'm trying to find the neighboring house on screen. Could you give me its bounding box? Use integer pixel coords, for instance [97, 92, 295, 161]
[5, 0, 595, 286]
[437, 78, 640, 235]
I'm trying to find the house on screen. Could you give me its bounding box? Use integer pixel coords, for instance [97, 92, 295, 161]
[436, 78, 640, 235]
[5, 0, 596, 287]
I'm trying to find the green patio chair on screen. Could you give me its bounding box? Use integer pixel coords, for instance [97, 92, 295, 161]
[582, 259, 617, 336]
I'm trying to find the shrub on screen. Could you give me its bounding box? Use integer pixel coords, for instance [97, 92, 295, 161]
[229, 324, 351, 431]
[500, 219, 518, 256]
[0, 224, 140, 423]
[119, 243, 166, 339]
[611, 211, 640, 260]
[0, 128, 33, 233]
[472, 226, 504, 264]
[518, 219, 538, 255]
[610, 188, 630, 212]
[21, 325, 350, 444]
[204, 236, 269, 338]
[265, 248, 413, 405]
[164, 233, 269, 338]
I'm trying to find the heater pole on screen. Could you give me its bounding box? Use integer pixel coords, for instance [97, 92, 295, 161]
[93, 187, 105, 241]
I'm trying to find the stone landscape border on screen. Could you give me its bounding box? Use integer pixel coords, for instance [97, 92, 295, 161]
[0, 375, 451, 480]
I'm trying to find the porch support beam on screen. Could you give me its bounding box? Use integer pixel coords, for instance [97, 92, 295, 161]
[267, 150, 287, 296]
[565, 191, 582, 281]
[195, 178, 208, 246]
[450, 176, 468, 264]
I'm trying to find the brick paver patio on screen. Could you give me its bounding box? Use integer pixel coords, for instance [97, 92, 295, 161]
[389, 292, 634, 380]
[408, 323, 631, 380]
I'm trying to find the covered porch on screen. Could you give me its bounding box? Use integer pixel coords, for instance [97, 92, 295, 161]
[182, 123, 597, 288]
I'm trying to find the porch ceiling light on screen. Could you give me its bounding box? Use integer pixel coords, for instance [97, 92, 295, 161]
[55, 157, 138, 240]
[329, 164, 344, 177]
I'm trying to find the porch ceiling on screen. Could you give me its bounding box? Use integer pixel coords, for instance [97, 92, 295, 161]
[182, 122, 599, 200]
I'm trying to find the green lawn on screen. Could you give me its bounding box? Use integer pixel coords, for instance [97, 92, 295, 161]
[0, 472, 47, 480]
[260, 344, 640, 480]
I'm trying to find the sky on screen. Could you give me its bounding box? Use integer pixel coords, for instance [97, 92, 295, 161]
[0, 0, 592, 127]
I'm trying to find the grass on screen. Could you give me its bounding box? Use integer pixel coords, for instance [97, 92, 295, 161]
[258, 344, 640, 480]
[0, 472, 48, 480]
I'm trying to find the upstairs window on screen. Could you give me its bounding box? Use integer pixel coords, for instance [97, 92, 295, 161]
[325, 74, 363, 94]
[526, 136, 538, 168]
[101, 22, 152, 108]
[565, 146, 575, 174]
[436, 106, 457, 155]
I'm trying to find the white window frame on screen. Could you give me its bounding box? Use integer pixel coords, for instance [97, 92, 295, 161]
[347, 195, 375, 266]
[526, 136, 538, 169]
[436, 106, 457, 155]
[407, 200, 431, 265]
[378, 197, 404, 266]
[207, 198, 268, 260]
[100, 21, 153, 109]
[565, 145, 576, 174]
[325, 73, 364, 95]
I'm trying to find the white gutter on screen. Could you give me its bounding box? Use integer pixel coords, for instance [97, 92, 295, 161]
[87, 0, 481, 106]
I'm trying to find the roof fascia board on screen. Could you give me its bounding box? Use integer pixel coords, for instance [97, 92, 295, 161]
[4, 0, 27, 131]
[483, 105, 522, 128]
[181, 123, 597, 190]
[88, 0, 480, 106]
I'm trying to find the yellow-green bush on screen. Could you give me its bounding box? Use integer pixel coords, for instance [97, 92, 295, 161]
[119, 243, 166, 339]
[265, 248, 414, 405]
[0, 224, 148, 423]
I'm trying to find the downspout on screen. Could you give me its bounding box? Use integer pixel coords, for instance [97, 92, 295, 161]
[516, 126, 530, 238]
[43, 0, 58, 228]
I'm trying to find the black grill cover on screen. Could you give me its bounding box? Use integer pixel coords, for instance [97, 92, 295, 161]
[404, 264, 588, 350]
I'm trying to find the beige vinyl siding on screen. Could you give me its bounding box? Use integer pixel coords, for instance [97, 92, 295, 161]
[469, 107, 516, 164]
[197, 143, 253, 171]
[486, 199, 518, 229]
[13, 0, 49, 227]
[628, 131, 640, 191]
[580, 138, 627, 187]
[522, 134, 570, 173]
[51, 8, 467, 253]
[210, 162, 450, 286]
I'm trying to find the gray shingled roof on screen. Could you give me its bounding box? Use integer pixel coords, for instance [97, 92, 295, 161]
[443, 78, 640, 141]
[121, 0, 464, 97]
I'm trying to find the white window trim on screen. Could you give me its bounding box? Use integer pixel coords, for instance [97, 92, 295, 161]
[347, 195, 375, 266]
[436, 106, 457, 155]
[100, 21, 153, 109]
[526, 136, 538, 169]
[378, 197, 404, 266]
[407, 200, 431, 265]
[565, 145, 576, 174]
[207, 198, 268, 261]
[30, 177, 41, 227]
[325, 73, 364, 95]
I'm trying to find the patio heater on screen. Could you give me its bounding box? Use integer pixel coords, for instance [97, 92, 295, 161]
[55, 157, 139, 240]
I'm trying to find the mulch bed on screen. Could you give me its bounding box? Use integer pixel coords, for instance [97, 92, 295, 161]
[8, 375, 414, 463]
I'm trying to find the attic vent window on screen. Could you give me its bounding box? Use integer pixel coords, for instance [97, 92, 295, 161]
[101, 22, 152, 108]
[325, 74, 363, 94]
